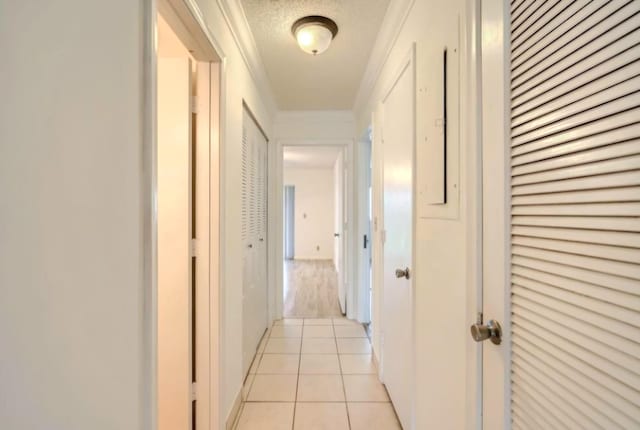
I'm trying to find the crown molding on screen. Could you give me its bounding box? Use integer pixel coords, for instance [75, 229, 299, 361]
[353, 0, 416, 117]
[276, 110, 355, 123]
[216, 0, 278, 115]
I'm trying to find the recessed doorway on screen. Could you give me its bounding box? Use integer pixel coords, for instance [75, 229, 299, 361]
[281, 145, 346, 318]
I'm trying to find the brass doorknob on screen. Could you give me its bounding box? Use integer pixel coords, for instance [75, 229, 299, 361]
[470, 319, 502, 345]
[395, 268, 410, 280]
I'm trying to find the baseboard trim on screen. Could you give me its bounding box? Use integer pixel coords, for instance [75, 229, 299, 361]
[225, 388, 243, 430]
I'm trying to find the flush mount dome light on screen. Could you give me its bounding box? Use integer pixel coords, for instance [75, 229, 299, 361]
[291, 16, 338, 56]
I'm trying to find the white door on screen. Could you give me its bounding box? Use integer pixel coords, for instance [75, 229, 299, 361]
[381, 58, 414, 429]
[480, 1, 640, 428]
[242, 108, 269, 375]
[334, 150, 346, 313]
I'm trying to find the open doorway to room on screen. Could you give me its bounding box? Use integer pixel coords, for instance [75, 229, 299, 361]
[155, 2, 220, 429]
[281, 145, 345, 318]
[356, 128, 373, 325]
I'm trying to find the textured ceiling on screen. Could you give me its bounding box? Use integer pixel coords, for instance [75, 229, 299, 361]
[283, 146, 342, 169]
[241, 0, 390, 110]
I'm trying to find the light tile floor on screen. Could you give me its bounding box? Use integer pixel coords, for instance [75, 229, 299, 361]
[235, 317, 402, 430]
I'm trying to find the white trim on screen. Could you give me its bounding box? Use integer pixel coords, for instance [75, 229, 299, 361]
[463, 1, 483, 429]
[479, 0, 512, 427]
[275, 110, 355, 123]
[142, 2, 158, 430]
[353, 0, 417, 118]
[148, 2, 227, 429]
[354, 129, 373, 323]
[216, 0, 278, 114]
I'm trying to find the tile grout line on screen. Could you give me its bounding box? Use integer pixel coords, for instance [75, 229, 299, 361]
[291, 320, 305, 430]
[333, 318, 353, 430]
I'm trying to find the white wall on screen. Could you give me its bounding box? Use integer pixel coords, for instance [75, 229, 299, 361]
[0, 1, 148, 428]
[283, 167, 335, 260]
[0, 1, 277, 429]
[355, 0, 475, 429]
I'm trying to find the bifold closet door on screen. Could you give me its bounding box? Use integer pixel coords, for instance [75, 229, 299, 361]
[508, 1, 640, 428]
[241, 108, 269, 375]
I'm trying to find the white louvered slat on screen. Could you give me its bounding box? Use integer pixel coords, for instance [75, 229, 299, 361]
[511, 0, 559, 37]
[511, 1, 605, 64]
[512, 1, 639, 84]
[512, 60, 640, 126]
[513, 288, 640, 356]
[515, 334, 639, 412]
[512, 138, 640, 173]
[512, 6, 640, 96]
[511, 186, 640, 205]
[512, 75, 640, 135]
[511, 202, 640, 217]
[509, 3, 640, 428]
[512, 108, 640, 156]
[513, 245, 640, 279]
[513, 348, 639, 428]
[511, 92, 640, 146]
[512, 235, 640, 264]
[511, 215, 640, 232]
[513, 324, 640, 409]
[512, 26, 640, 106]
[512, 254, 639, 296]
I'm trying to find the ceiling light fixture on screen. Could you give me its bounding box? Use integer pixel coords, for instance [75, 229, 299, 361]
[291, 16, 338, 56]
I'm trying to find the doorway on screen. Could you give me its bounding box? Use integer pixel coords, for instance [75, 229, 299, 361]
[356, 129, 373, 324]
[281, 145, 346, 318]
[283, 185, 295, 260]
[156, 3, 221, 429]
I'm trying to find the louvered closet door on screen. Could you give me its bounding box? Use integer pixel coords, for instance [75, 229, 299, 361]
[241, 108, 269, 376]
[509, 1, 640, 428]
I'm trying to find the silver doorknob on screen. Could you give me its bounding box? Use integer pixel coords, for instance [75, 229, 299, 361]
[395, 267, 410, 279]
[470, 319, 502, 345]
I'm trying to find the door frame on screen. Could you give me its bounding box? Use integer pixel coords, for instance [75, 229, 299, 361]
[273, 139, 355, 320]
[472, 0, 512, 428]
[464, 0, 484, 429]
[355, 129, 373, 323]
[144, 0, 225, 428]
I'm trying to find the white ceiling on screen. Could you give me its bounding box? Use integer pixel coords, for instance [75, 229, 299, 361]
[283, 146, 342, 169]
[241, 0, 390, 110]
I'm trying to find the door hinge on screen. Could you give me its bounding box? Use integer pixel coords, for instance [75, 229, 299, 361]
[381, 229, 386, 245]
[191, 239, 199, 257]
[191, 96, 198, 113]
[191, 382, 197, 401]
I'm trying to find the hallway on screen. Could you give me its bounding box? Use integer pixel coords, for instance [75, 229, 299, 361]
[283, 260, 342, 318]
[235, 318, 400, 430]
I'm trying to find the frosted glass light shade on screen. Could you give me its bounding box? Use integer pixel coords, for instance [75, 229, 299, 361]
[291, 16, 338, 56]
[295, 24, 333, 55]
